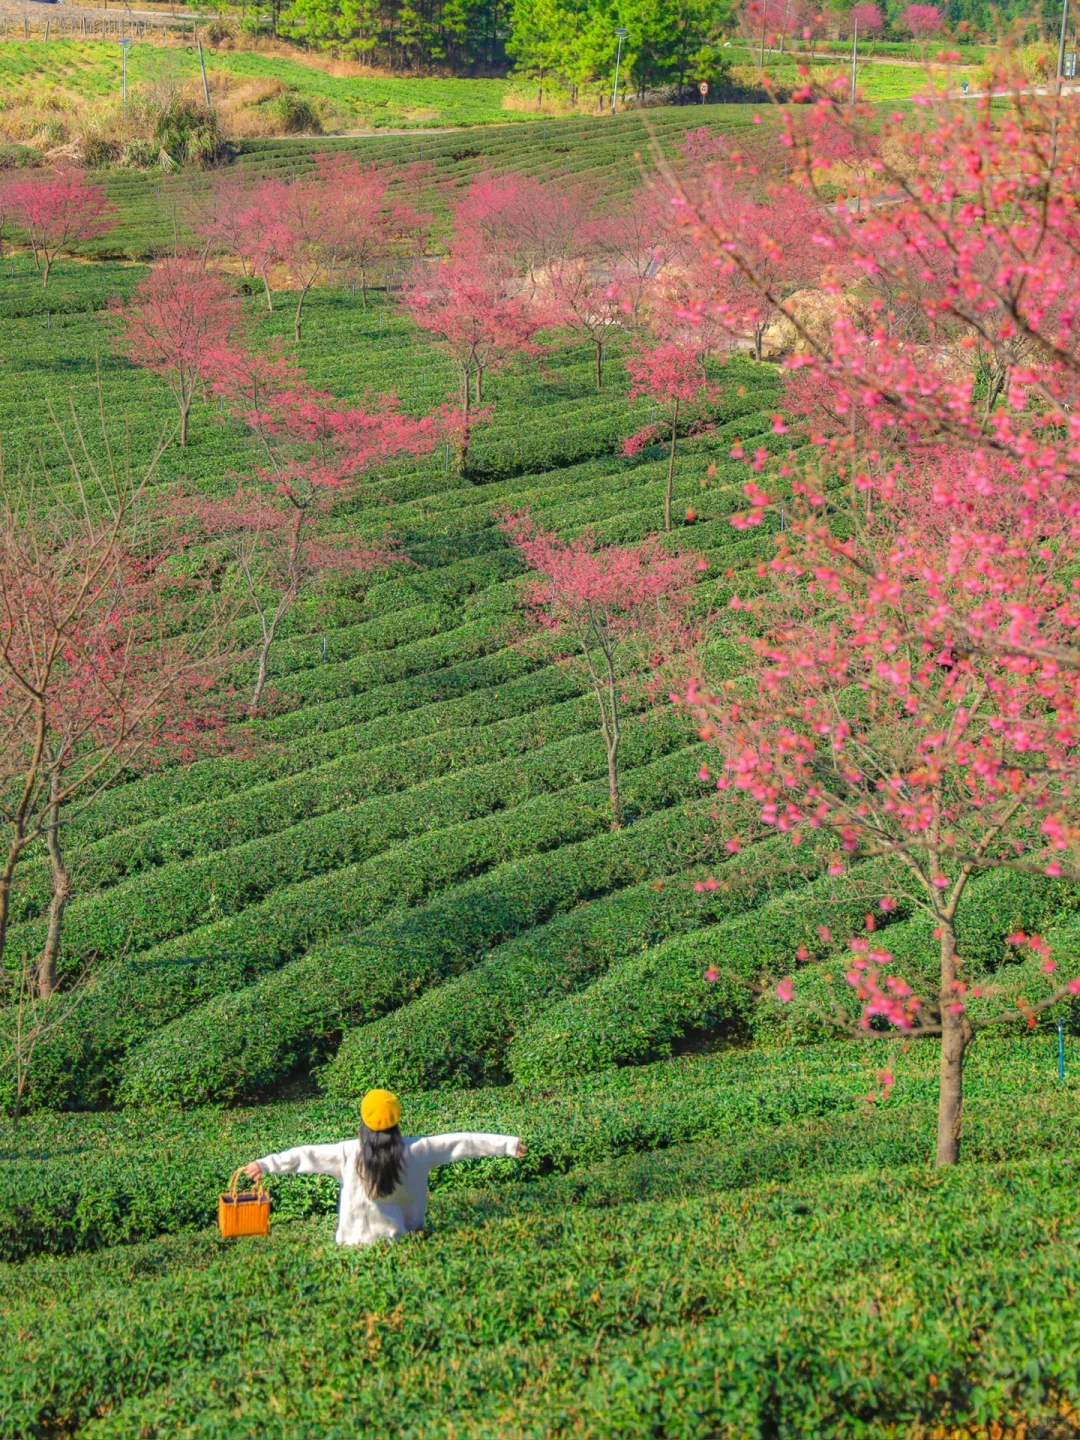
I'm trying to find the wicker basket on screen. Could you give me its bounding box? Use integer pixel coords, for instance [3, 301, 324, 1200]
[218, 1168, 270, 1239]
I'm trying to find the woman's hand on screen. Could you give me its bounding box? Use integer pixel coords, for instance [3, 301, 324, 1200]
[515, 1142, 527, 1159]
[244, 1161, 263, 1182]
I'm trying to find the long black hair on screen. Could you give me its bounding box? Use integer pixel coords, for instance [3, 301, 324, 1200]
[356, 1120, 406, 1199]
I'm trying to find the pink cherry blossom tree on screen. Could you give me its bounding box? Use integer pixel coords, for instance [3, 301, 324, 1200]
[501, 512, 700, 828]
[544, 259, 630, 391]
[849, 2, 884, 37]
[316, 153, 409, 308]
[662, 83, 1080, 1165]
[455, 173, 594, 286]
[199, 344, 440, 715]
[238, 177, 289, 314]
[271, 169, 347, 343]
[671, 168, 823, 361]
[7, 170, 116, 288]
[401, 252, 535, 472]
[623, 343, 717, 532]
[686, 457, 1080, 1165]
[0, 423, 231, 999]
[900, 3, 943, 37]
[113, 258, 245, 447]
[591, 193, 682, 325]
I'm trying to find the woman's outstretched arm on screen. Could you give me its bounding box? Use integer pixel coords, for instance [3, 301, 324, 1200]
[410, 1133, 526, 1169]
[245, 1142, 347, 1182]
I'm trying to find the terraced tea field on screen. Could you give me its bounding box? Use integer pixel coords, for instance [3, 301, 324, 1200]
[3, 114, 1080, 1439]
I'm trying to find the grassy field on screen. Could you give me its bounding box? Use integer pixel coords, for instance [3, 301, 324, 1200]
[721, 44, 980, 101]
[1, 107, 1079, 1438]
[0, 36, 967, 151]
[0, 39, 531, 130]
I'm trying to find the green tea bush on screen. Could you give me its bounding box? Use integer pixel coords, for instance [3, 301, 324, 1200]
[9, 690, 606, 923]
[2, 1045, 1077, 1438]
[71, 660, 582, 847]
[116, 780, 718, 1108]
[20, 745, 704, 1111]
[508, 859, 909, 1084]
[0, 1042, 899, 1261]
[8, 713, 684, 970]
[326, 832, 838, 1097]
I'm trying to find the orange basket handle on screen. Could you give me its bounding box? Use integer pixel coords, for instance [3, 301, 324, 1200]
[227, 1167, 268, 1201]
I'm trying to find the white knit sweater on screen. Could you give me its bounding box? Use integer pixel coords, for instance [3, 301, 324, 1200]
[256, 1132, 521, 1247]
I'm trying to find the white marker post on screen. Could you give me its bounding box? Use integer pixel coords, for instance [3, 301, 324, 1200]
[118, 36, 132, 114]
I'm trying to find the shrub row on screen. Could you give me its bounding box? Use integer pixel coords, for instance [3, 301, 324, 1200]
[7, 713, 688, 969]
[254, 639, 549, 740]
[16, 739, 702, 1112]
[70, 658, 581, 847]
[362, 547, 522, 617]
[116, 774, 718, 1108]
[507, 858, 909, 1084]
[265, 612, 516, 706]
[1, 1039, 896, 1262]
[10, 691, 607, 921]
[753, 866, 1080, 1045]
[3, 1050, 1077, 1437]
[229, 598, 456, 682]
[325, 832, 839, 1097]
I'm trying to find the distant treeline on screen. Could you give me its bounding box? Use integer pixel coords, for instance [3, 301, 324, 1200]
[240, 0, 1067, 93]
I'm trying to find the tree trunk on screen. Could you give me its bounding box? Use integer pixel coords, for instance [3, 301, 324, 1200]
[249, 629, 274, 719]
[475, 367, 483, 404]
[456, 368, 472, 475]
[935, 924, 968, 1166]
[665, 397, 679, 533]
[360, 268, 368, 308]
[0, 836, 24, 973]
[595, 340, 603, 392]
[606, 735, 622, 829]
[179, 396, 190, 448]
[294, 282, 314, 342]
[262, 270, 274, 313]
[754, 325, 764, 361]
[984, 356, 1008, 420]
[38, 789, 69, 1000]
[41, 250, 52, 288]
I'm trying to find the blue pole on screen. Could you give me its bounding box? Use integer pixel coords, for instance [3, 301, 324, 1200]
[1058, 1019, 1066, 1080]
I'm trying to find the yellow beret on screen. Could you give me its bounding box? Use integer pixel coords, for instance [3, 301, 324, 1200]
[361, 1088, 400, 1133]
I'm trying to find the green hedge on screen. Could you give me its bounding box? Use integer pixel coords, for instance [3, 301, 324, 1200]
[19, 743, 704, 1112]
[68, 660, 582, 849]
[1, 1040, 899, 1261]
[3, 1044, 1078, 1438]
[508, 859, 909, 1085]
[228, 598, 457, 683]
[8, 712, 678, 969]
[116, 779, 720, 1108]
[325, 832, 837, 1097]
[361, 547, 522, 616]
[9, 691, 606, 923]
[266, 612, 515, 706]
[253, 640, 550, 741]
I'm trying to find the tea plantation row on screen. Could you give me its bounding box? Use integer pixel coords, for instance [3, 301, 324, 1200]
[4, 1041, 1080, 1436]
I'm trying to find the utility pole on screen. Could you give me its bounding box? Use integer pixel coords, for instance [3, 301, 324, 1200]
[850, 16, 858, 103]
[118, 36, 132, 114]
[611, 27, 628, 113]
[197, 30, 212, 106]
[1058, 0, 1071, 89]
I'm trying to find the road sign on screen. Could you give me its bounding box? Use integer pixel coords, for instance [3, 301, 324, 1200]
[1066, 50, 1078, 77]
[699, 80, 709, 94]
